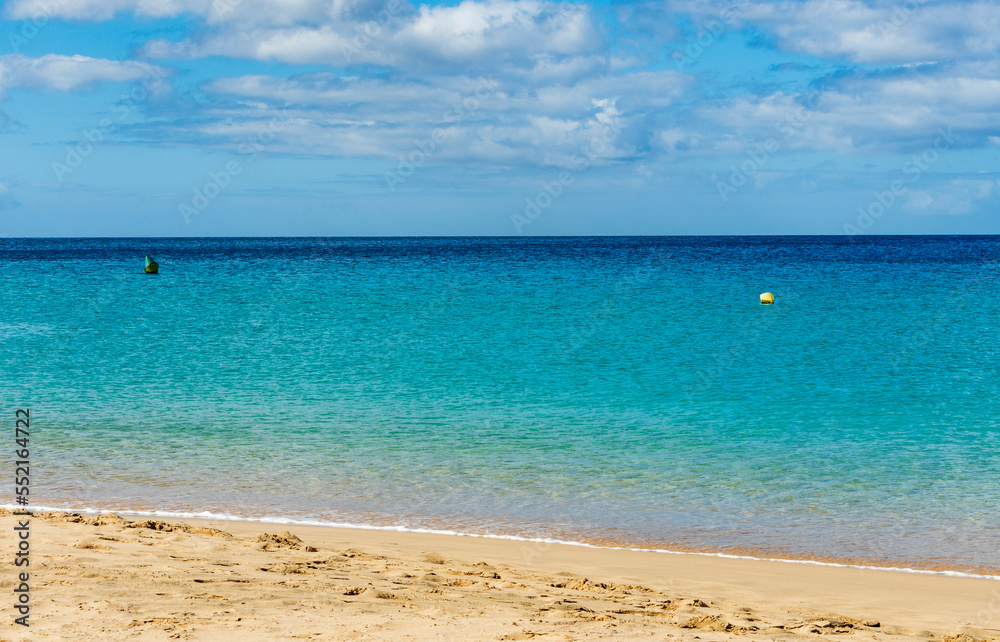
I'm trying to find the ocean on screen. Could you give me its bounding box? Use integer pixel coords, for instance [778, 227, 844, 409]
[2, 236, 998, 575]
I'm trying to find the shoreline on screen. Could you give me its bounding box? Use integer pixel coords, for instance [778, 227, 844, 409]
[9, 503, 1000, 581]
[2, 509, 998, 640]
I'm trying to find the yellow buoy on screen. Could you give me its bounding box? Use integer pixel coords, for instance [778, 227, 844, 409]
[760, 292, 774, 305]
[144, 256, 159, 274]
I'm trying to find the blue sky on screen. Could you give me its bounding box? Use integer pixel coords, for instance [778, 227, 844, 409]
[1, 0, 999, 236]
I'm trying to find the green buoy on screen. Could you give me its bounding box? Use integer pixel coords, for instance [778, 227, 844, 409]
[144, 256, 159, 274]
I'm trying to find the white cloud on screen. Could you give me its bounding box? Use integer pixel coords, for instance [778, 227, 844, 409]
[137, 0, 601, 71]
[684, 0, 1000, 64]
[4, 0, 204, 21]
[207, 73, 467, 115]
[686, 59, 1000, 156]
[396, 0, 598, 61]
[12, 0, 602, 72]
[0, 54, 163, 99]
[905, 179, 999, 215]
[5, 0, 409, 24]
[9, 0, 1000, 70]
[9, 0, 999, 175]
[129, 67, 684, 167]
[0, 181, 20, 212]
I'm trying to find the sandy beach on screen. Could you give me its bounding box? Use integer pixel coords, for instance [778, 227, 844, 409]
[0, 510, 996, 641]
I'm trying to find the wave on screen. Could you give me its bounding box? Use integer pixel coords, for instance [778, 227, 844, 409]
[7, 502, 999, 582]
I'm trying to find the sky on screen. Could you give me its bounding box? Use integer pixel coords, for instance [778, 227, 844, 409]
[0, 0, 999, 236]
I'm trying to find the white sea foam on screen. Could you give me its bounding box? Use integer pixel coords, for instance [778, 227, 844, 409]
[7, 503, 999, 582]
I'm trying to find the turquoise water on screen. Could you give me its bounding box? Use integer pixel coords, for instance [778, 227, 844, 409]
[2, 237, 999, 571]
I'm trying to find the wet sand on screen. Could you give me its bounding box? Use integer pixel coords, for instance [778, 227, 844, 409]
[0, 510, 997, 641]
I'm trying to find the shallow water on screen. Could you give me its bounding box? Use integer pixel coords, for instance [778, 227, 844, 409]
[2, 236, 998, 571]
